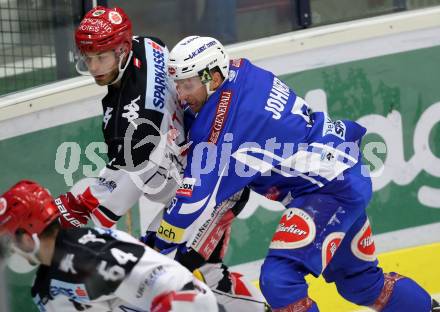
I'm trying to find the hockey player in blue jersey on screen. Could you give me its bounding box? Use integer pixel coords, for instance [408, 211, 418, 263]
[153, 35, 438, 311]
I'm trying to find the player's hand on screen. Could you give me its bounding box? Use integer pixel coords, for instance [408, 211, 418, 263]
[54, 192, 90, 228]
[139, 231, 157, 248]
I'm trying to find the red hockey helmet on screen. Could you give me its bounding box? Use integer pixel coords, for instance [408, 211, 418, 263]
[75, 6, 133, 54]
[0, 180, 59, 237]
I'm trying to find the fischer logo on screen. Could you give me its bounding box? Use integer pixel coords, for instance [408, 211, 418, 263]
[176, 177, 196, 197]
[322, 232, 345, 270]
[351, 219, 376, 261]
[270, 208, 316, 249]
[55, 198, 82, 228]
[208, 90, 233, 144]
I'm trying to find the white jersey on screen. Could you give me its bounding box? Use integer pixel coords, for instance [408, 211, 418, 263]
[31, 227, 216, 312]
[75, 37, 186, 229]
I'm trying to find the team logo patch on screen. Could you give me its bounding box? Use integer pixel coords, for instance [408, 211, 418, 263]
[92, 9, 105, 17]
[176, 177, 196, 197]
[322, 115, 346, 140]
[270, 208, 316, 249]
[351, 219, 376, 261]
[108, 11, 122, 24]
[0, 197, 7, 215]
[321, 232, 345, 270]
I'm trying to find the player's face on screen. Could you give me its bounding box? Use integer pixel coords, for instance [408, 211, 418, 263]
[77, 50, 119, 86]
[12, 232, 32, 253]
[10, 232, 39, 265]
[175, 76, 208, 113]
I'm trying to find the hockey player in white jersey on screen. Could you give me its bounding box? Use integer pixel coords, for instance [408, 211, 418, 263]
[0, 180, 220, 312]
[56, 6, 186, 229]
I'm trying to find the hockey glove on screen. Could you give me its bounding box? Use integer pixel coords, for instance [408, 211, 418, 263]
[55, 192, 90, 228]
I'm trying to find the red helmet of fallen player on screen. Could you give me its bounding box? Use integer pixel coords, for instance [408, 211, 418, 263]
[0, 180, 59, 236]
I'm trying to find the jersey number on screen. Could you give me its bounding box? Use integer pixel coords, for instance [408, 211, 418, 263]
[111, 248, 138, 265]
[98, 248, 139, 281]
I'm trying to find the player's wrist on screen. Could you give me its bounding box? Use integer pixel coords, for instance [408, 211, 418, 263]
[154, 238, 177, 254]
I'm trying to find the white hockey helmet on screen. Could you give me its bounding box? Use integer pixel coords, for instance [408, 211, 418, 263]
[168, 36, 229, 82]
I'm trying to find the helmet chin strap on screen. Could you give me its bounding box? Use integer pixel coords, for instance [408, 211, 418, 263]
[11, 233, 41, 266]
[205, 77, 227, 99]
[109, 50, 133, 85]
[205, 81, 215, 98]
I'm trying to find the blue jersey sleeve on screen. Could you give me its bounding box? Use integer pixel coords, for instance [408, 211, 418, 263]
[154, 132, 256, 250]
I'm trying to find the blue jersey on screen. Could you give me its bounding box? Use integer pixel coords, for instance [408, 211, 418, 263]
[155, 59, 371, 250]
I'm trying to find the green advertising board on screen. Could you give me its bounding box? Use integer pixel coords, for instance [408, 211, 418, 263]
[1, 45, 440, 311]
